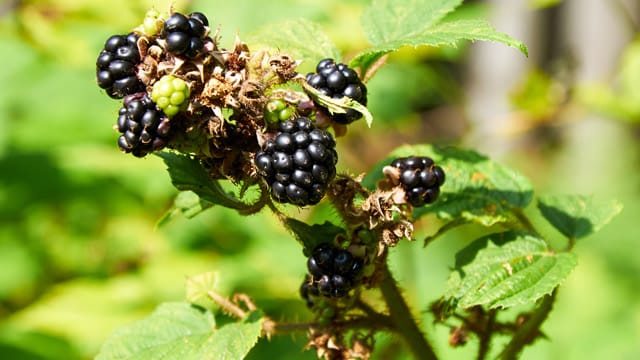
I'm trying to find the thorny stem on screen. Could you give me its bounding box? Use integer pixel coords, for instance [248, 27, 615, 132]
[499, 289, 557, 359]
[477, 309, 497, 360]
[355, 299, 396, 329]
[207, 290, 248, 319]
[263, 316, 394, 337]
[379, 263, 438, 360]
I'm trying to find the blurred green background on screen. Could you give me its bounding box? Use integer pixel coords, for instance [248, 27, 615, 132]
[0, 0, 638, 359]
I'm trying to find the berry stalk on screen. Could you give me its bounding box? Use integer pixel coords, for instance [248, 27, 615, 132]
[379, 262, 438, 360]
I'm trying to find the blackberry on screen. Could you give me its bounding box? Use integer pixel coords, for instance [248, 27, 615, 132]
[96, 33, 145, 99]
[161, 12, 209, 58]
[254, 117, 337, 206]
[301, 243, 364, 300]
[116, 95, 171, 157]
[305, 58, 368, 124]
[390, 156, 445, 207]
[151, 75, 190, 117]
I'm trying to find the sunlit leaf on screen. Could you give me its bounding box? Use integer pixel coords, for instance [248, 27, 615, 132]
[248, 18, 341, 65]
[446, 232, 577, 309]
[352, 0, 527, 72]
[96, 302, 263, 360]
[363, 144, 533, 226]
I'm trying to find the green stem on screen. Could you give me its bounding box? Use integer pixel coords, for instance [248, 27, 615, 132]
[423, 219, 468, 248]
[512, 208, 540, 236]
[499, 289, 557, 359]
[379, 263, 438, 360]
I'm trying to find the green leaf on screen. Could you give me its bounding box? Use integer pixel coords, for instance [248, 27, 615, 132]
[363, 144, 533, 226]
[302, 82, 374, 127]
[537, 195, 623, 240]
[96, 302, 263, 360]
[284, 218, 345, 257]
[186, 272, 219, 306]
[248, 18, 341, 65]
[446, 232, 577, 309]
[157, 191, 215, 226]
[352, 0, 527, 71]
[156, 152, 262, 213]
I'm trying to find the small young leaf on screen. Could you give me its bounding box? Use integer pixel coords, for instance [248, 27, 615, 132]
[537, 194, 623, 240]
[96, 302, 263, 360]
[302, 82, 374, 127]
[157, 191, 214, 226]
[352, 0, 527, 72]
[446, 232, 577, 309]
[363, 144, 533, 226]
[156, 152, 262, 213]
[186, 272, 219, 306]
[248, 18, 341, 65]
[284, 218, 345, 256]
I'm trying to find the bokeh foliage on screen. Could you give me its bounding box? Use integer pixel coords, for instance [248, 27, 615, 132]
[0, 0, 638, 359]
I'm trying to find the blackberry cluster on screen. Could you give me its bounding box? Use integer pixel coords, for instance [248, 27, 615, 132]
[96, 33, 145, 99]
[300, 243, 364, 305]
[161, 12, 209, 58]
[390, 156, 445, 207]
[254, 117, 337, 206]
[116, 95, 171, 157]
[305, 58, 368, 124]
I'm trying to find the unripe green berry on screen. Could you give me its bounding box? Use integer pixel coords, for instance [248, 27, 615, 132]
[264, 98, 293, 129]
[151, 75, 190, 117]
[142, 9, 163, 36]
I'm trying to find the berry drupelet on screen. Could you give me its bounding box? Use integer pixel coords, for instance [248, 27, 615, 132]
[116, 94, 171, 157]
[255, 117, 338, 206]
[161, 12, 209, 58]
[305, 58, 368, 124]
[300, 243, 364, 304]
[96, 33, 145, 99]
[391, 156, 445, 207]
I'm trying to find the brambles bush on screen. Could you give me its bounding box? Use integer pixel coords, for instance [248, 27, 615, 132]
[92, 1, 622, 359]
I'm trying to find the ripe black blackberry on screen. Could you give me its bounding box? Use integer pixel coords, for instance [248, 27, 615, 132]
[96, 33, 145, 99]
[305, 58, 368, 124]
[161, 12, 209, 58]
[390, 156, 445, 207]
[116, 94, 171, 157]
[301, 243, 364, 300]
[254, 117, 338, 206]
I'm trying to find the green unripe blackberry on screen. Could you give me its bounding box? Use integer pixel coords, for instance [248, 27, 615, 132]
[141, 9, 163, 36]
[264, 98, 294, 128]
[151, 75, 190, 117]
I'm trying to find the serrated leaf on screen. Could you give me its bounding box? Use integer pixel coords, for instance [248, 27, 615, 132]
[186, 272, 219, 306]
[537, 195, 623, 240]
[363, 144, 533, 226]
[248, 18, 341, 65]
[96, 302, 263, 360]
[352, 0, 527, 72]
[284, 218, 345, 257]
[156, 152, 260, 213]
[446, 232, 577, 309]
[302, 82, 374, 127]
